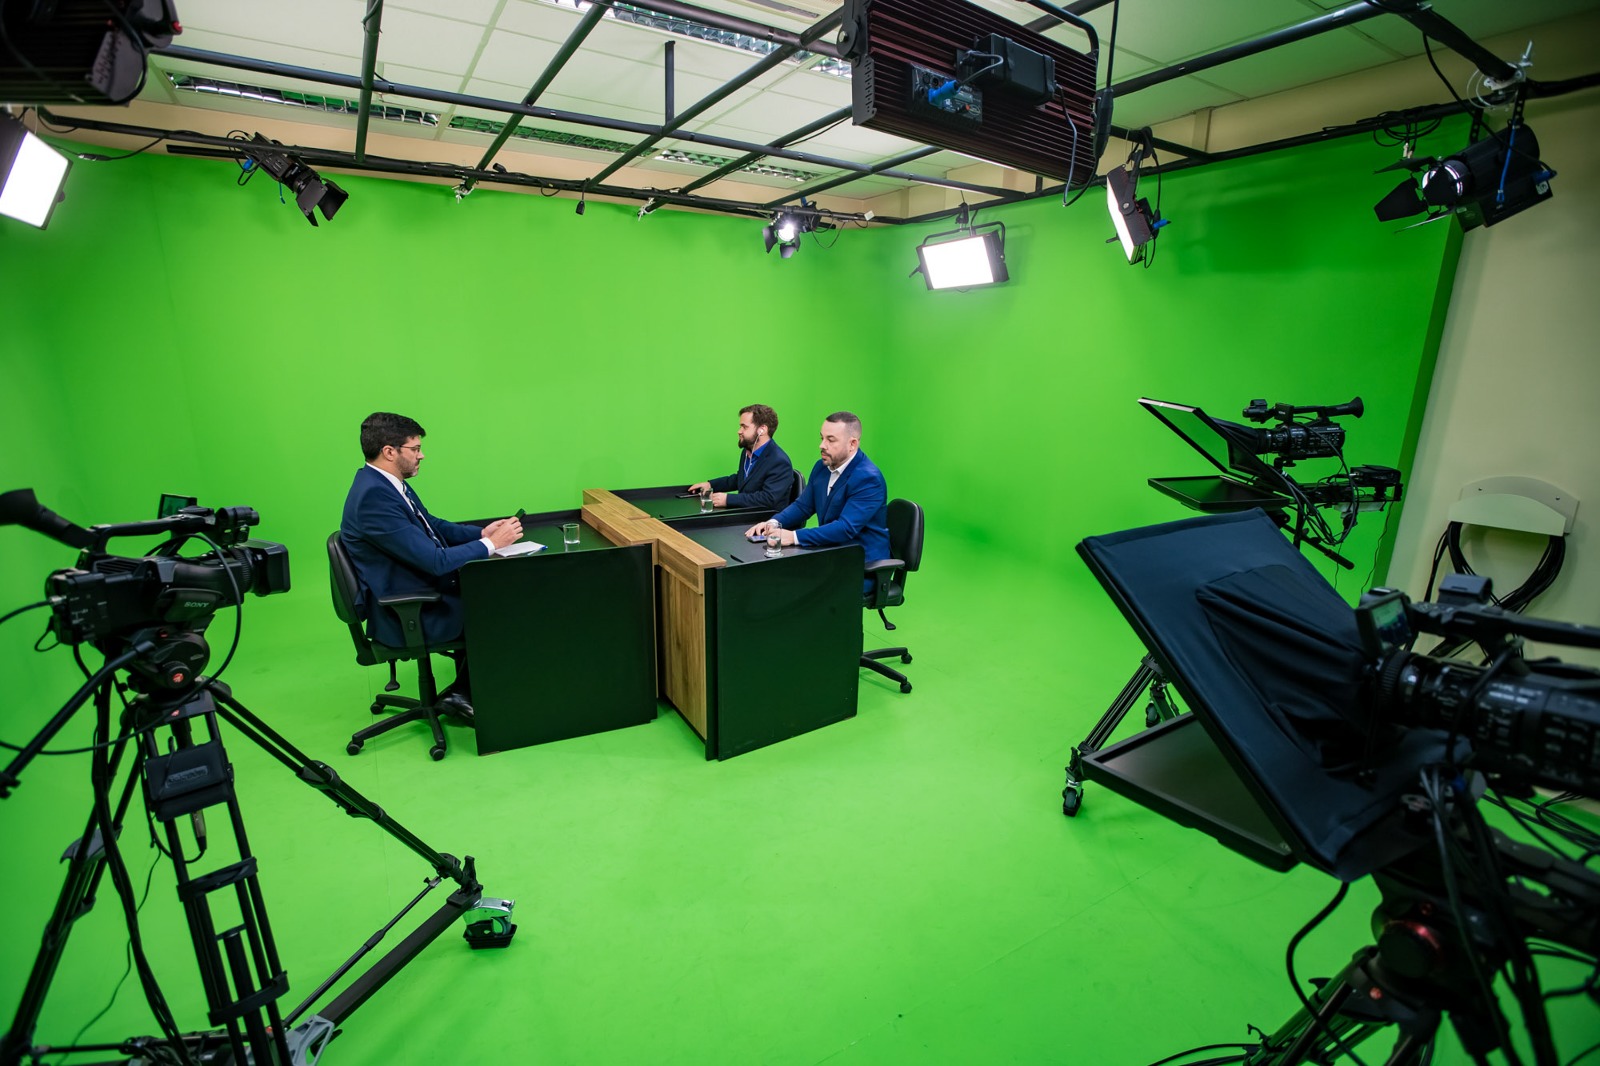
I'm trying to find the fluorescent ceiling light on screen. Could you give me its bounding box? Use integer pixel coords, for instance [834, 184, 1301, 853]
[0, 116, 70, 229]
[916, 231, 1008, 290]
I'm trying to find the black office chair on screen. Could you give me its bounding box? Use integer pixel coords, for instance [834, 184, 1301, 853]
[789, 466, 805, 504]
[327, 532, 463, 761]
[861, 499, 924, 693]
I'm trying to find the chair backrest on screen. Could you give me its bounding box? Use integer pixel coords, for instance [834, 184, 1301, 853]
[327, 532, 379, 666]
[887, 499, 924, 573]
[790, 466, 804, 503]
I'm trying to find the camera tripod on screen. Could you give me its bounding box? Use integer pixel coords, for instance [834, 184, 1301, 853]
[1238, 829, 1600, 1066]
[1061, 653, 1182, 816]
[2, 670, 515, 1066]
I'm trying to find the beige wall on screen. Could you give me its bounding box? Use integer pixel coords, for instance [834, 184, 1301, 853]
[1386, 82, 1600, 661]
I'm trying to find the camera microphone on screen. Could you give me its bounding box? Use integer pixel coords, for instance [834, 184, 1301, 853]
[0, 488, 95, 549]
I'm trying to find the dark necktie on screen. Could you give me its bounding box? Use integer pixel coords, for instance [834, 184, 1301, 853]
[403, 483, 446, 548]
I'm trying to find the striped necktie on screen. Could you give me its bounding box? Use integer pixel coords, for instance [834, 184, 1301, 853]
[403, 483, 446, 548]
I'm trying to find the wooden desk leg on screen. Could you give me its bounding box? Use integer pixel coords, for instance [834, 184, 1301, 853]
[659, 568, 709, 742]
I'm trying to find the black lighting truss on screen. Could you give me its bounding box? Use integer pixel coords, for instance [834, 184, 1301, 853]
[32, 0, 1600, 227]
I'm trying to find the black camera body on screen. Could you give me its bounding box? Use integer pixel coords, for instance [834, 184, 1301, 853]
[1238, 395, 1364, 466]
[1, 489, 290, 688]
[1357, 576, 1600, 796]
[48, 540, 290, 645]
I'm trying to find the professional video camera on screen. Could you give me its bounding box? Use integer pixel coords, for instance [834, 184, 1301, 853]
[1, 487, 289, 688]
[1074, 510, 1599, 1065]
[1237, 396, 1363, 466]
[1140, 395, 1402, 570]
[1357, 573, 1600, 798]
[2, 489, 514, 1066]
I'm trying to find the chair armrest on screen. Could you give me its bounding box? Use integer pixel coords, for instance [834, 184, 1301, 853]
[864, 557, 905, 573]
[376, 591, 443, 652]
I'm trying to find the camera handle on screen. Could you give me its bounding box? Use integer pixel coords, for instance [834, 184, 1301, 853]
[3, 677, 516, 1066]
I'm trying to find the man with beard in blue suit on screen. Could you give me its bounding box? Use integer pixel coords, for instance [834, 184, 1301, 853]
[746, 411, 889, 591]
[687, 403, 796, 511]
[340, 411, 522, 720]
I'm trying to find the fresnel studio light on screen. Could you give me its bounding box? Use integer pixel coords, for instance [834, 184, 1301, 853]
[240, 134, 349, 227]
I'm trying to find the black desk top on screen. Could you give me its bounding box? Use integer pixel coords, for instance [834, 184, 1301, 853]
[498, 507, 613, 556]
[610, 485, 768, 522]
[671, 513, 837, 568]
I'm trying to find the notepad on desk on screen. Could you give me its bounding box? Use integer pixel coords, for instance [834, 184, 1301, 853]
[494, 541, 546, 558]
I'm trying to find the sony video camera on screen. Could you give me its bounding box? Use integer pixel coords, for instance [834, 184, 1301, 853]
[1357, 573, 1600, 797]
[1, 488, 289, 691]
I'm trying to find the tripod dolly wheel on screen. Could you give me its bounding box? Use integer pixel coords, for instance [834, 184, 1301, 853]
[1062, 784, 1082, 816]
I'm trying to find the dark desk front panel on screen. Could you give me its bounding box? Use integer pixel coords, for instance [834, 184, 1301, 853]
[679, 519, 862, 760]
[461, 523, 656, 755]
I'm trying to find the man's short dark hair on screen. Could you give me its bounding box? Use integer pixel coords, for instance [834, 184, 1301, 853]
[825, 411, 862, 439]
[741, 403, 778, 439]
[361, 412, 425, 461]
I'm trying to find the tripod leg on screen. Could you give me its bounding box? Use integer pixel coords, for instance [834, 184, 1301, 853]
[2, 758, 142, 1065]
[2, 683, 169, 1066]
[142, 701, 292, 1066]
[1064, 655, 1160, 816]
[202, 684, 515, 1037]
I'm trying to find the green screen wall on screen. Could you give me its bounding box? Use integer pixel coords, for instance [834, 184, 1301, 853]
[1, 129, 1462, 1045]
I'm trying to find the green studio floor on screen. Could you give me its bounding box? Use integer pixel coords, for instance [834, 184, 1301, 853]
[2, 534, 1594, 1065]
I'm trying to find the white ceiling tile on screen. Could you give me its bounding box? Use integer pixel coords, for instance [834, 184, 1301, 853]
[371, 9, 490, 74]
[391, 0, 504, 22]
[378, 64, 467, 95]
[698, 89, 841, 139]
[473, 30, 566, 87]
[166, 30, 362, 77]
[496, 0, 596, 45]
[556, 59, 727, 118]
[802, 122, 928, 162]
[174, 0, 368, 58]
[759, 66, 852, 106]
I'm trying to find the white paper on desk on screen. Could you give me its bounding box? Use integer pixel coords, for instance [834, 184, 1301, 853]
[494, 541, 546, 557]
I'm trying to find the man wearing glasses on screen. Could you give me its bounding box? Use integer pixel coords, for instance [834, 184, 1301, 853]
[339, 411, 522, 719]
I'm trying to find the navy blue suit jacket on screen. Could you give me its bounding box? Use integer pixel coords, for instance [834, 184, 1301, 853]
[772, 450, 890, 567]
[708, 439, 795, 510]
[339, 465, 488, 647]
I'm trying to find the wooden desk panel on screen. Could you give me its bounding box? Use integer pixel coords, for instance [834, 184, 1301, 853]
[585, 488, 860, 759]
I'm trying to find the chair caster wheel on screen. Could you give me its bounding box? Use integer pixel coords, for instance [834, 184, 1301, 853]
[901, 653, 912, 664]
[899, 681, 912, 693]
[347, 741, 362, 755]
[430, 745, 446, 761]
[370, 702, 383, 714]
